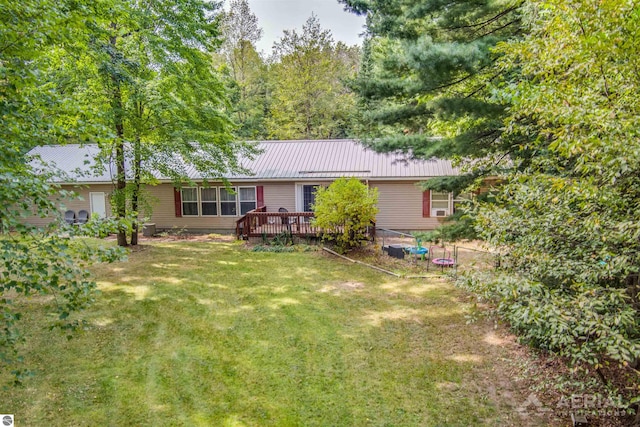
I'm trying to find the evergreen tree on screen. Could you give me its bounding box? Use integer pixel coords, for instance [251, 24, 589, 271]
[342, 0, 523, 192]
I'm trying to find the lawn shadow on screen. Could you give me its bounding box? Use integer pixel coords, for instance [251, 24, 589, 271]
[7, 240, 554, 426]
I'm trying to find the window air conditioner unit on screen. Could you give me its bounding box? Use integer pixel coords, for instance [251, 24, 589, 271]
[435, 210, 447, 217]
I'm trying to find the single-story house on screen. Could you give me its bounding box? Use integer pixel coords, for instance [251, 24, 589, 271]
[26, 139, 461, 234]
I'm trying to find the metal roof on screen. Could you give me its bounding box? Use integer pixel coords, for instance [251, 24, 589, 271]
[29, 144, 117, 182]
[29, 140, 457, 182]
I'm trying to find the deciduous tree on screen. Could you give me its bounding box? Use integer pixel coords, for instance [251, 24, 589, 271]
[0, 0, 124, 380]
[218, 0, 268, 138]
[65, 0, 256, 246]
[466, 0, 640, 373]
[267, 14, 360, 140]
[312, 178, 378, 253]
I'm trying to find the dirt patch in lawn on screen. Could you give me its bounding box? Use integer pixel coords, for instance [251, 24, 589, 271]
[318, 281, 366, 294]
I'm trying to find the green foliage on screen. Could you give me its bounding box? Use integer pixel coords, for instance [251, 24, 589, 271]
[251, 244, 317, 253]
[470, 0, 640, 372]
[217, 0, 269, 139]
[49, 0, 258, 246]
[0, 0, 127, 379]
[76, 213, 130, 239]
[312, 177, 378, 253]
[0, 174, 126, 376]
[252, 245, 296, 253]
[415, 211, 477, 244]
[342, 0, 523, 239]
[267, 15, 360, 140]
[342, 0, 522, 191]
[457, 271, 640, 368]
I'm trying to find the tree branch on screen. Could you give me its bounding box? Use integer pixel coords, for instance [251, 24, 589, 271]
[445, 3, 523, 32]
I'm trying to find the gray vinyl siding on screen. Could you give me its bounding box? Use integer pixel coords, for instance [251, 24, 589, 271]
[263, 182, 295, 212]
[372, 181, 440, 230]
[23, 184, 114, 227]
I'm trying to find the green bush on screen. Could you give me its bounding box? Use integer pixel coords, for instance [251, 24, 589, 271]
[311, 177, 378, 253]
[457, 270, 640, 369]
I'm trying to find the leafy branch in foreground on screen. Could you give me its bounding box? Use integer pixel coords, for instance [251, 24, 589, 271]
[1, 167, 126, 383]
[466, 0, 640, 380]
[1, 0, 126, 382]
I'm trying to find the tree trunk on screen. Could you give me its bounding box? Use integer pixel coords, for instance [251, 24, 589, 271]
[110, 24, 128, 247]
[130, 134, 142, 246]
[114, 124, 127, 247]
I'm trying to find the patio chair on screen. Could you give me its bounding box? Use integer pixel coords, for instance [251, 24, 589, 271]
[64, 210, 76, 225]
[278, 207, 289, 225]
[77, 210, 90, 224]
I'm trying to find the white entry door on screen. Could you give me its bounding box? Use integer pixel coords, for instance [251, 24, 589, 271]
[90, 192, 107, 218]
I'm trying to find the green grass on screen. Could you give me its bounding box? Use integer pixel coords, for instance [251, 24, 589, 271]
[3, 241, 531, 426]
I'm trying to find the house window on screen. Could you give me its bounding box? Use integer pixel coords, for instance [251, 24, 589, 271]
[181, 188, 199, 216]
[453, 193, 471, 214]
[201, 188, 217, 216]
[296, 183, 325, 212]
[302, 185, 319, 212]
[220, 187, 237, 216]
[431, 191, 450, 217]
[239, 187, 256, 215]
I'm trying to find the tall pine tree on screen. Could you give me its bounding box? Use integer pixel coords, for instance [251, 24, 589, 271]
[342, 0, 523, 192]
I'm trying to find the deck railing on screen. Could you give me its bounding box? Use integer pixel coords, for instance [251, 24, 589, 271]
[236, 208, 316, 238]
[236, 207, 376, 240]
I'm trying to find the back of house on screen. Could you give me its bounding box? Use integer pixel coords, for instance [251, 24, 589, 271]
[25, 140, 461, 234]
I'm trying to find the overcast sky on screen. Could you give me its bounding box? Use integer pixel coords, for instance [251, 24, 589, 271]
[224, 0, 367, 55]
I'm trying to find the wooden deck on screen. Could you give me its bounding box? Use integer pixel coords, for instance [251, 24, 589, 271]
[235, 206, 375, 240]
[236, 207, 318, 238]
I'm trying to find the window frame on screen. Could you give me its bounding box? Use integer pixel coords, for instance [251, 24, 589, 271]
[238, 186, 257, 215]
[430, 191, 451, 217]
[200, 187, 218, 217]
[181, 187, 200, 217]
[295, 182, 326, 212]
[219, 186, 238, 217]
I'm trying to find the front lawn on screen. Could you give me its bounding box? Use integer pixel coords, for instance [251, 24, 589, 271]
[3, 240, 541, 426]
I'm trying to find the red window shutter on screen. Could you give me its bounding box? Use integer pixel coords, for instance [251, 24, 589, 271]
[256, 185, 264, 207]
[422, 190, 431, 218]
[174, 188, 182, 217]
